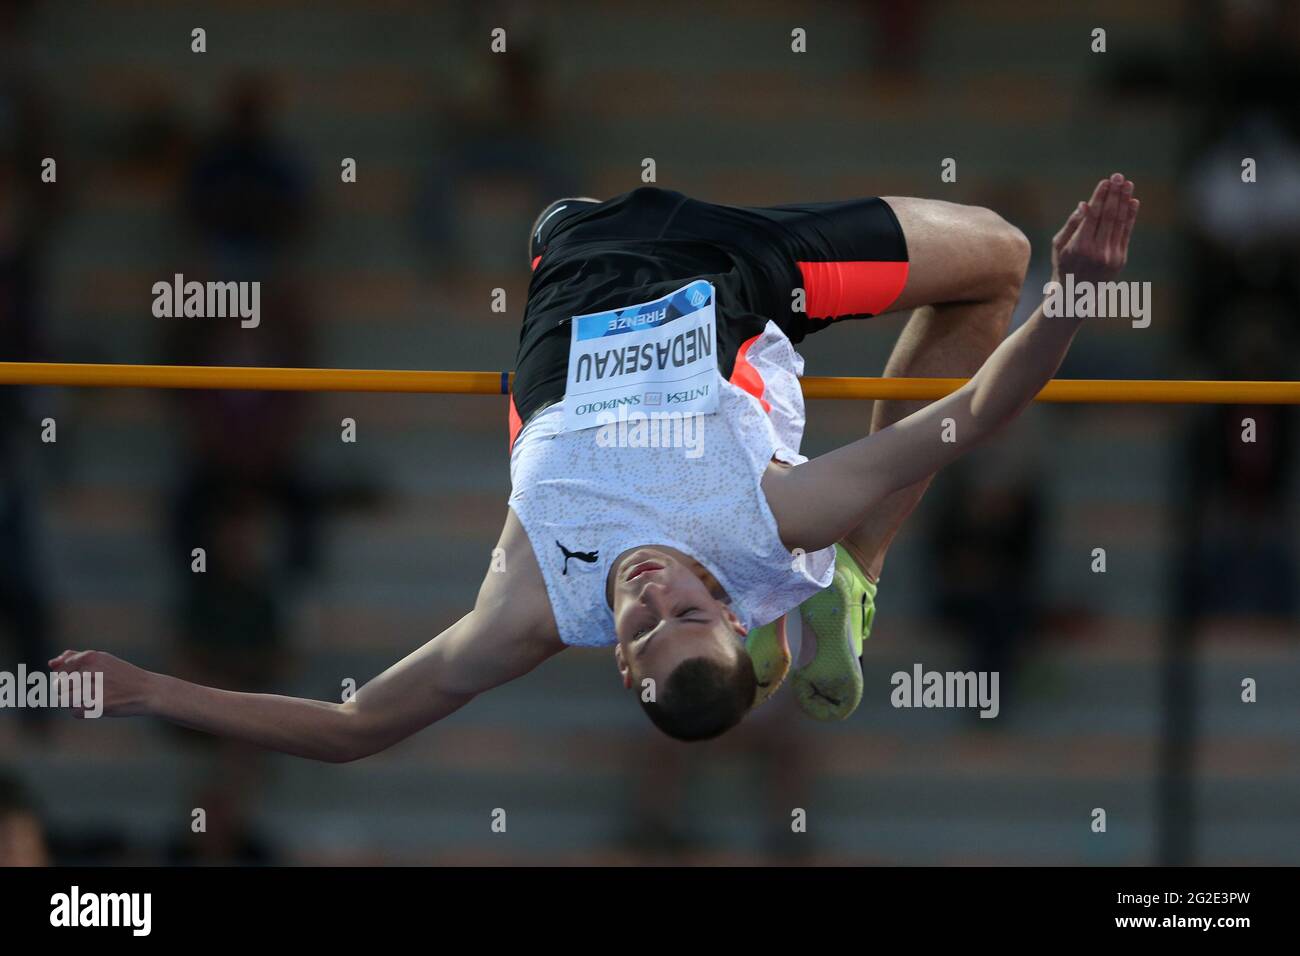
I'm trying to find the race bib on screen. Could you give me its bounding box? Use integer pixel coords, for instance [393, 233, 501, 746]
[563, 279, 721, 433]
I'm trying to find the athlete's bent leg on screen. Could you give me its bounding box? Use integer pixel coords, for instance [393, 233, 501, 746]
[760, 198, 1030, 719]
[839, 197, 1031, 580]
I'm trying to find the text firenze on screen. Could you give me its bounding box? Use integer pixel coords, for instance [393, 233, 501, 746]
[573, 325, 713, 383]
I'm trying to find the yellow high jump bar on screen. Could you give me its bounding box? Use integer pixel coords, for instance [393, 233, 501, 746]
[0, 362, 1298, 404]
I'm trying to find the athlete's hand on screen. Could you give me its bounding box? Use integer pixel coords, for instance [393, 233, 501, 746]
[47, 649, 156, 717]
[1052, 172, 1139, 285]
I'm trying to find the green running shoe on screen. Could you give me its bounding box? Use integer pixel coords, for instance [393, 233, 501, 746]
[791, 543, 877, 721]
[745, 615, 791, 709]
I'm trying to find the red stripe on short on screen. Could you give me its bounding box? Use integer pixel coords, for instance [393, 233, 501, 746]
[797, 260, 910, 319]
[531, 255, 541, 271]
[730, 334, 771, 413]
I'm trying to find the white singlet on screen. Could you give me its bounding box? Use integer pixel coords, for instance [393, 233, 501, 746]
[507, 320, 835, 647]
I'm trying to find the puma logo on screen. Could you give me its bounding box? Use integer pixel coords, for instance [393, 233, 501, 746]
[556, 540, 598, 575]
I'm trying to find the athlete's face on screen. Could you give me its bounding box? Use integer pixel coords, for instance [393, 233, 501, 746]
[611, 547, 746, 691]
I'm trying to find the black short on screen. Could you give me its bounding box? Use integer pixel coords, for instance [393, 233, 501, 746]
[510, 187, 910, 444]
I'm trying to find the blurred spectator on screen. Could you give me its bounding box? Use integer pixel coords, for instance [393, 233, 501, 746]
[0, 2, 61, 728]
[0, 430, 51, 732]
[1182, 112, 1300, 354]
[1178, 1, 1300, 353]
[165, 275, 323, 582]
[173, 490, 292, 700]
[170, 75, 322, 595]
[1180, 305, 1298, 620]
[1173, 1, 1300, 622]
[863, 1, 932, 81]
[166, 762, 277, 865]
[414, 15, 573, 274]
[1194, 0, 1300, 136]
[0, 771, 49, 866]
[183, 76, 312, 262]
[927, 459, 1044, 720]
[1186, 113, 1300, 251]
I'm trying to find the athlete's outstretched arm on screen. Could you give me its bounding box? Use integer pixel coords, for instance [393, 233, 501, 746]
[770, 175, 1139, 552]
[48, 512, 563, 762]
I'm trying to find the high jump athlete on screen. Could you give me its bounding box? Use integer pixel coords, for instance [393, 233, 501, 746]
[50, 174, 1139, 752]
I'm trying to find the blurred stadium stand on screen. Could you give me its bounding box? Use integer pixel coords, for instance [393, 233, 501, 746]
[0, 0, 1297, 864]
